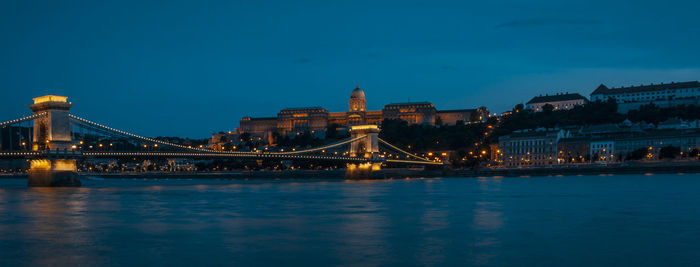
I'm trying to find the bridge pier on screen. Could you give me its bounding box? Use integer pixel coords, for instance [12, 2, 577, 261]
[345, 162, 384, 179]
[28, 159, 80, 187]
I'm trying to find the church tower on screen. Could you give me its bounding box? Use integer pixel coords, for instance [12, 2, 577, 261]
[349, 85, 366, 112]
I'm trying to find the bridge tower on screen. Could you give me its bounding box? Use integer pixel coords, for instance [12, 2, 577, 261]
[349, 125, 380, 158]
[347, 125, 382, 179]
[29, 95, 73, 151]
[27, 95, 80, 187]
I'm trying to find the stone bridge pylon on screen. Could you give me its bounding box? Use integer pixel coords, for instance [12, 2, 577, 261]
[346, 125, 382, 178]
[28, 95, 80, 187]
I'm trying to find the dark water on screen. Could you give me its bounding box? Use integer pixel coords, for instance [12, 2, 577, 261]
[1, 174, 699, 266]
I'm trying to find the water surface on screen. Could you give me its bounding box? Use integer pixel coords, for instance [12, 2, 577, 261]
[1, 174, 699, 266]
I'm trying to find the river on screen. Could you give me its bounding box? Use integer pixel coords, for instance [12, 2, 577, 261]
[1, 174, 699, 266]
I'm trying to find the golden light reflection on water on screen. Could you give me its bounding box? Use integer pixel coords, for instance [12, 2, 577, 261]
[15, 188, 101, 266]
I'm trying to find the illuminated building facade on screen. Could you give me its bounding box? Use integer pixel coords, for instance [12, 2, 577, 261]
[238, 85, 489, 139]
[382, 102, 437, 125]
[277, 107, 329, 135]
[498, 129, 570, 167]
[437, 107, 489, 124]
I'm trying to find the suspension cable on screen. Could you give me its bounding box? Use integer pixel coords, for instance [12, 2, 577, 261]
[70, 114, 359, 156]
[0, 112, 46, 127]
[266, 136, 363, 155]
[69, 115, 217, 152]
[385, 159, 444, 165]
[377, 137, 432, 162]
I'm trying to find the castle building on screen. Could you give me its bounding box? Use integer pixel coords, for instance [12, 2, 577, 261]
[526, 93, 588, 112]
[236, 85, 489, 141]
[382, 102, 437, 125]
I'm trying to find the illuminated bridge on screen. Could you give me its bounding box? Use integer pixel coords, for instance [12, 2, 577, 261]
[0, 95, 442, 186]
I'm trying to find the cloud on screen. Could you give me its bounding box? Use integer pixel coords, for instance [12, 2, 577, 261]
[496, 19, 600, 28]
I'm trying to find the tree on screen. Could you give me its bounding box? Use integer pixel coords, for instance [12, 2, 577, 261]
[326, 123, 340, 139]
[542, 103, 554, 114]
[239, 132, 251, 142]
[625, 147, 648, 161]
[659, 146, 680, 159]
[514, 104, 524, 113]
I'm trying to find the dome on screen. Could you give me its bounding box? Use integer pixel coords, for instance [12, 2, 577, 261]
[350, 85, 365, 99]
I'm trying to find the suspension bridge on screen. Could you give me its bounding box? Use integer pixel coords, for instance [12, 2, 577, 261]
[0, 95, 442, 186]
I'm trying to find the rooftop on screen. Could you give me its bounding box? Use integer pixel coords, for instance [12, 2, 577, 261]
[244, 117, 277, 121]
[437, 109, 477, 113]
[526, 93, 588, 104]
[280, 107, 328, 112]
[384, 101, 433, 106]
[32, 95, 68, 104]
[592, 81, 700, 95]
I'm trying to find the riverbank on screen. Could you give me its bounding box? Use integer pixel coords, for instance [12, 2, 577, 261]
[76, 162, 700, 178]
[2, 162, 700, 180]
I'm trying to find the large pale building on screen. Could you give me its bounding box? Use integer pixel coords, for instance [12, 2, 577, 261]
[526, 93, 588, 112]
[590, 81, 700, 113]
[238, 85, 489, 139]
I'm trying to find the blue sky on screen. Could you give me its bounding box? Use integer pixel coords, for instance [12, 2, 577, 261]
[2, 0, 700, 137]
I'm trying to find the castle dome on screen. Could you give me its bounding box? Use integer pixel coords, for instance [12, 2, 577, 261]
[350, 85, 365, 99]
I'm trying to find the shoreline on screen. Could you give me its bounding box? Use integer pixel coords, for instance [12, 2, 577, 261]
[2, 162, 700, 179]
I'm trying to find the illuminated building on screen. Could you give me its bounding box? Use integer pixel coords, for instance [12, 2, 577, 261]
[437, 107, 490, 124]
[237, 85, 489, 139]
[498, 129, 570, 167]
[526, 93, 588, 112]
[382, 102, 436, 125]
[239, 117, 276, 140]
[277, 107, 329, 135]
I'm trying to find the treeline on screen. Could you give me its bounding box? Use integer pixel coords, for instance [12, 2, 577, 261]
[379, 119, 488, 152]
[627, 103, 700, 124]
[494, 99, 625, 137]
[495, 100, 700, 138]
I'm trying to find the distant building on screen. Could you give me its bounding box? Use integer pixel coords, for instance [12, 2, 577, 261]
[590, 141, 615, 162]
[437, 107, 489, 125]
[498, 129, 570, 167]
[590, 81, 700, 113]
[236, 86, 488, 140]
[558, 121, 700, 163]
[381, 102, 437, 125]
[240, 117, 276, 140]
[277, 107, 329, 136]
[526, 93, 588, 112]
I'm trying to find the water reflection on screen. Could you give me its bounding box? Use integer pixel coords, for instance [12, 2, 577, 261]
[14, 188, 103, 266]
[0, 175, 699, 266]
[470, 178, 505, 265]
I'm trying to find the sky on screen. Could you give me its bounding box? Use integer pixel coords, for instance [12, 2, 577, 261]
[2, 0, 700, 138]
